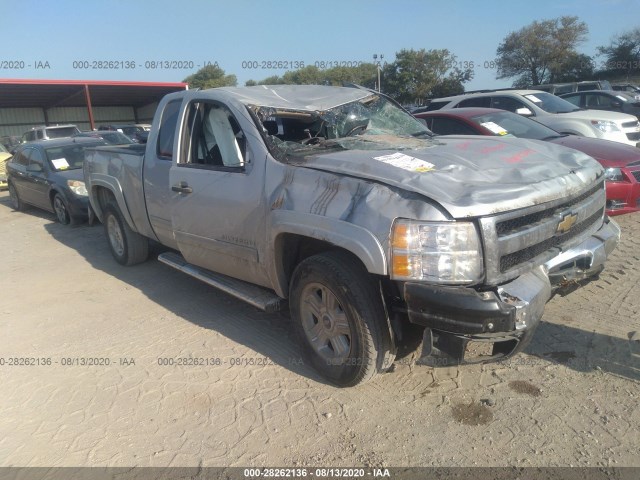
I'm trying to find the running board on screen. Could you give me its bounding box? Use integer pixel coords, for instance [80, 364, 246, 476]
[158, 252, 285, 313]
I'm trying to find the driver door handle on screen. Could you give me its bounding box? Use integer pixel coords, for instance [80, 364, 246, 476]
[172, 181, 193, 194]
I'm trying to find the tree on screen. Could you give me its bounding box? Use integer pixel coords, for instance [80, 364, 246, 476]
[495, 16, 589, 86]
[245, 63, 378, 88]
[381, 49, 473, 105]
[597, 27, 640, 80]
[182, 64, 237, 89]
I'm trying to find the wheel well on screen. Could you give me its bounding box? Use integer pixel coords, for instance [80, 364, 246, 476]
[276, 234, 370, 297]
[48, 189, 61, 207]
[93, 186, 117, 216]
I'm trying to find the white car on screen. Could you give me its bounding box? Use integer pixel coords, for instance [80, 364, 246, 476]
[427, 90, 640, 147]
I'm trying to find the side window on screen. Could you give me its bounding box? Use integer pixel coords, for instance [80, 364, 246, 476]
[490, 96, 529, 113]
[562, 94, 581, 107]
[457, 97, 491, 108]
[28, 148, 45, 170]
[586, 94, 612, 107]
[12, 149, 29, 166]
[156, 99, 182, 160]
[180, 101, 246, 170]
[37, 130, 44, 140]
[430, 117, 478, 135]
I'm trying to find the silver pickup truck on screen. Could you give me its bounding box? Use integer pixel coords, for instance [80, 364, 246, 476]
[84, 85, 620, 386]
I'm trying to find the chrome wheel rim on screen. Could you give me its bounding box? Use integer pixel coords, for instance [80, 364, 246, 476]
[53, 196, 67, 223]
[300, 282, 352, 363]
[107, 215, 125, 257]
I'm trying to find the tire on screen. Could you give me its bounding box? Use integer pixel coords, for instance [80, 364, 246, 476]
[103, 203, 149, 266]
[8, 182, 26, 211]
[52, 193, 78, 225]
[289, 251, 395, 387]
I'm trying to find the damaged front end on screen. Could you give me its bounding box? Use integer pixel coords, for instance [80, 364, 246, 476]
[401, 211, 620, 367]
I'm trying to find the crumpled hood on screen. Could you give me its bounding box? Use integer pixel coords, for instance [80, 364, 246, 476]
[294, 136, 604, 218]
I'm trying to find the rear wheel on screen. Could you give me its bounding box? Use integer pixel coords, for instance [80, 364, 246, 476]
[8, 183, 26, 211]
[103, 203, 149, 265]
[289, 251, 395, 387]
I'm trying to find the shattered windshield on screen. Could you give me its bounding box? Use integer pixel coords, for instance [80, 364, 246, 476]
[252, 93, 434, 160]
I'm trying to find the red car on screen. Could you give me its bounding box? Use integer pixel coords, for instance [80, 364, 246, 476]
[415, 107, 640, 216]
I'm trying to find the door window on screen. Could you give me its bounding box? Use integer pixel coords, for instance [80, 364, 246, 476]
[180, 101, 246, 170]
[456, 97, 491, 108]
[429, 117, 478, 135]
[27, 148, 45, 171]
[490, 96, 530, 113]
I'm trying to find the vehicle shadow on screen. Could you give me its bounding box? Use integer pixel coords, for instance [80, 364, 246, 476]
[524, 319, 639, 381]
[32, 203, 639, 385]
[39, 218, 332, 386]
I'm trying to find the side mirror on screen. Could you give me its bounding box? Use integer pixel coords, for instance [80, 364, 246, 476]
[516, 107, 533, 117]
[27, 163, 43, 173]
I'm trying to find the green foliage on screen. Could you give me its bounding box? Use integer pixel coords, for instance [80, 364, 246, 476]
[182, 65, 237, 89]
[495, 16, 588, 86]
[382, 49, 472, 104]
[596, 27, 640, 80]
[246, 64, 378, 88]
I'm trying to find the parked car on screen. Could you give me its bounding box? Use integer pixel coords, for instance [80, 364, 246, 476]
[6, 137, 106, 225]
[415, 107, 640, 216]
[531, 80, 612, 95]
[428, 89, 640, 147]
[0, 142, 11, 189]
[612, 83, 640, 96]
[84, 85, 618, 386]
[21, 125, 81, 143]
[560, 90, 640, 119]
[73, 131, 135, 145]
[1, 135, 21, 153]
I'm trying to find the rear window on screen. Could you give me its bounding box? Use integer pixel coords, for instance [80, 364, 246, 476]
[157, 99, 182, 159]
[457, 97, 491, 108]
[46, 126, 80, 138]
[424, 101, 449, 111]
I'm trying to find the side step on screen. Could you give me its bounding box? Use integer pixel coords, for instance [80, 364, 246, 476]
[158, 252, 285, 313]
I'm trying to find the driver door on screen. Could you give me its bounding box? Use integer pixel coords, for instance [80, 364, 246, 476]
[169, 99, 270, 287]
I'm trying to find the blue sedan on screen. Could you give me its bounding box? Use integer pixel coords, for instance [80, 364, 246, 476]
[6, 137, 106, 225]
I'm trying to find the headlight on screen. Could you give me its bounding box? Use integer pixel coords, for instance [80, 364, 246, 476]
[604, 167, 624, 182]
[390, 220, 483, 284]
[590, 120, 621, 134]
[67, 180, 88, 196]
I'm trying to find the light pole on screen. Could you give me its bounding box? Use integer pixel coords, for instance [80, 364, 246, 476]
[373, 54, 384, 92]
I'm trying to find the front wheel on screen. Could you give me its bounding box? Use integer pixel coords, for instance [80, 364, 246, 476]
[103, 203, 149, 265]
[53, 193, 76, 225]
[289, 251, 395, 387]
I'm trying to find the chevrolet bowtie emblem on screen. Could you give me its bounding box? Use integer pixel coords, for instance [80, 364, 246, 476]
[557, 213, 578, 234]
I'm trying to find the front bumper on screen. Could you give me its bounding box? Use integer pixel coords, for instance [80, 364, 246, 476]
[401, 217, 620, 365]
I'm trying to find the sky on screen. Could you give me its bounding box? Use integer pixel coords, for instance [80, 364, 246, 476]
[2, 0, 639, 90]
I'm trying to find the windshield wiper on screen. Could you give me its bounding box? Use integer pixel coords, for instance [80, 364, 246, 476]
[411, 131, 433, 138]
[540, 134, 569, 140]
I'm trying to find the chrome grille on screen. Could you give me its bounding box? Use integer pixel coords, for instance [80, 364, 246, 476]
[479, 182, 606, 285]
[622, 120, 640, 128]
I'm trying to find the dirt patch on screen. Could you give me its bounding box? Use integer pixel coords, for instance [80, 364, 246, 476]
[451, 401, 493, 426]
[508, 380, 541, 397]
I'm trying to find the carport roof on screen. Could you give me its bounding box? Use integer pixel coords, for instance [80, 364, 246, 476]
[0, 79, 188, 108]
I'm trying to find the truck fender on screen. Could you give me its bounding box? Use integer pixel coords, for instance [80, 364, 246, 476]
[269, 210, 387, 298]
[89, 174, 137, 232]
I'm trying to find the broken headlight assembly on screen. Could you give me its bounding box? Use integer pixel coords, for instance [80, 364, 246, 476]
[390, 220, 483, 284]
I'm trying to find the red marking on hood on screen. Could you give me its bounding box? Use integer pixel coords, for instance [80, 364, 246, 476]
[506, 149, 535, 163]
[480, 144, 507, 154]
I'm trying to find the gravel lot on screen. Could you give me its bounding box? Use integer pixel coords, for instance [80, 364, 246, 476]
[0, 189, 638, 468]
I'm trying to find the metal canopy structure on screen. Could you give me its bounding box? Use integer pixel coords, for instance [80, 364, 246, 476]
[0, 79, 188, 131]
